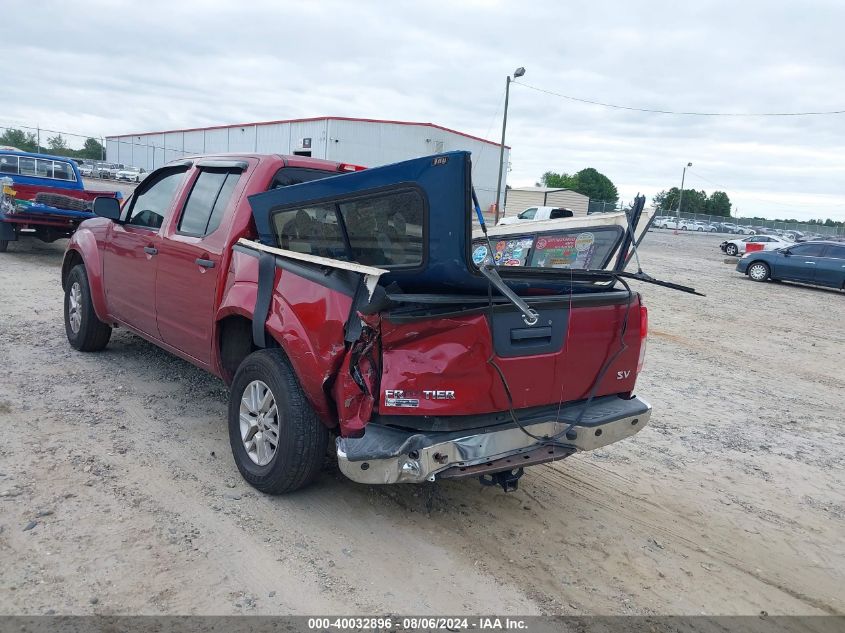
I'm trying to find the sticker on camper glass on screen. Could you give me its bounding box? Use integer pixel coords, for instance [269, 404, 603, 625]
[472, 245, 489, 265]
[575, 232, 595, 252]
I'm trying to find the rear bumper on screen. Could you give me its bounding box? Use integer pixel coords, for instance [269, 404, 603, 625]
[336, 395, 651, 485]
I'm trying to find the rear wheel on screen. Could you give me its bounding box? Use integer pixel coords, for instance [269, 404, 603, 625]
[64, 265, 112, 351]
[726, 244, 738, 256]
[228, 349, 328, 494]
[748, 261, 770, 282]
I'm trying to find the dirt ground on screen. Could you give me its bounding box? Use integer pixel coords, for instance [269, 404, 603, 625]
[0, 230, 842, 616]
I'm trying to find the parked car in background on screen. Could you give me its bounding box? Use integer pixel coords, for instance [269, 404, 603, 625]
[737, 241, 845, 289]
[690, 221, 717, 232]
[720, 235, 792, 256]
[115, 167, 145, 183]
[79, 164, 94, 177]
[0, 150, 120, 251]
[655, 217, 695, 230]
[497, 205, 574, 226]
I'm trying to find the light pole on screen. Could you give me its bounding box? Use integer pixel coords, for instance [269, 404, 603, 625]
[494, 66, 525, 225]
[676, 162, 692, 223]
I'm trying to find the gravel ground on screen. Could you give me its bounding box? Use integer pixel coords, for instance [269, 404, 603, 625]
[0, 230, 842, 615]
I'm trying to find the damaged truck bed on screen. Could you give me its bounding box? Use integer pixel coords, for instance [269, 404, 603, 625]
[61, 150, 681, 494]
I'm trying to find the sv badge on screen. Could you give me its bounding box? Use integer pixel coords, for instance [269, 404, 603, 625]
[616, 370, 632, 380]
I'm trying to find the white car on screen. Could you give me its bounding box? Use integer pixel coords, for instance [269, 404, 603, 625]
[497, 206, 574, 226]
[656, 218, 695, 230]
[721, 235, 792, 256]
[79, 164, 94, 177]
[115, 168, 144, 183]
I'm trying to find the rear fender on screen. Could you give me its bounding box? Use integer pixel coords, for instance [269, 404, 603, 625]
[62, 230, 108, 322]
[217, 247, 366, 430]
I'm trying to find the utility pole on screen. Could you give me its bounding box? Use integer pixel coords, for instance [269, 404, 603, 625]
[676, 162, 692, 223]
[494, 67, 525, 225]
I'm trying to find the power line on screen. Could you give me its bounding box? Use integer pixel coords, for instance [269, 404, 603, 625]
[513, 81, 845, 117]
[686, 168, 843, 213]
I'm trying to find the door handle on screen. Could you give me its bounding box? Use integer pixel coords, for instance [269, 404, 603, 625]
[144, 246, 158, 256]
[804, 261, 815, 264]
[195, 257, 215, 269]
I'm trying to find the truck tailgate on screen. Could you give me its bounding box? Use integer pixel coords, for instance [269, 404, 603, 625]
[377, 291, 646, 418]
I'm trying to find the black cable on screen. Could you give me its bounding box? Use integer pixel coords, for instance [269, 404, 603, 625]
[487, 275, 635, 445]
[514, 81, 845, 117]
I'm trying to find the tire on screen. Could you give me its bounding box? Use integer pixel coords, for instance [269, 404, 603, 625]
[748, 261, 770, 282]
[0, 240, 7, 253]
[726, 244, 738, 256]
[64, 264, 112, 351]
[228, 349, 329, 494]
[697, 227, 704, 232]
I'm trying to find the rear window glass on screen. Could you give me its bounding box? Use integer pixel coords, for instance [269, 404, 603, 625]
[273, 204, 348, 259]
[270, 188, 426, 268]
[270, 167, 337, 188]
[472, 226, 623, 270]
[338, 190, 424, 266]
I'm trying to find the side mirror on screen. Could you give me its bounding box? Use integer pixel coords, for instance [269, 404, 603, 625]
[781, 249, 791, 256]
[93, 196, 121, 221]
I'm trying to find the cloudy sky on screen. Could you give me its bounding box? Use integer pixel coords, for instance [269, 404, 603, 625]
[3, 0, 844, 220]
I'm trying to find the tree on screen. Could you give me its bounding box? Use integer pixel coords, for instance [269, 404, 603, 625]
[705, 191, 732, 217]
[540, 167, 619, 204]
[572, 168, 618, 204]
[540, 171, 577, 189]
[653, 187, 707, 214]
[47, 134, 68, 154]
[80, 137, 104, 160]
[0, 128, 38, 152]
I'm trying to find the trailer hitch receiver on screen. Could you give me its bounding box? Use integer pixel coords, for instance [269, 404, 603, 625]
[479, 467, 524, 492]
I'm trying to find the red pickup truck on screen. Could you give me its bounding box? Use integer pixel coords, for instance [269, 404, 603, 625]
[62, 151, 655, 494]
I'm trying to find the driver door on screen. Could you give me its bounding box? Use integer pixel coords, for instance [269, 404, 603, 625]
[102, 165, 189, 337]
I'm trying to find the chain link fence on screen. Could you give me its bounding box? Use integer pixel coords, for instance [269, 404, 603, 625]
[659, 210, 844, 238]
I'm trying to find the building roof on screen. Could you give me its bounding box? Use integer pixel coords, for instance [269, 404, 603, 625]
[107, 116, 508, 149]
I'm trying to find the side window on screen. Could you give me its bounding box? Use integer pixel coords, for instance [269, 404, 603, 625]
[519, 208, 538, 220]
[827, 245, 845, 260]
[550, 208, 573, 219]
[178, 170, 240, 236]
[19, 157, 36, 176]
[272, 204, 347, 258]
[338, 189, 425, 266]
[0, 155, 18, 174]
[127, 168, 188, 230]
[790, 243, 826, 257]
[53, 161, 74, 181]
[35, 159, 53, 178]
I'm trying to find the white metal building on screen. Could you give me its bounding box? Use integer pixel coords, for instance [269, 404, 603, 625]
[105, 116, 509, 211]
[504, 186, 590, 217]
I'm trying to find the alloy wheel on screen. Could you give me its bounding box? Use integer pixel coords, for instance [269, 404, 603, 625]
[68, 282, 83, 333]
[239, 380, 280, 466]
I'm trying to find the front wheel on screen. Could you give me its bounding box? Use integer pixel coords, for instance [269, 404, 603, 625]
[726, 244, 738, 256]
[748, 261, 770, 282]
[228, 349, 329, 494]
[64, 265, 112, 351]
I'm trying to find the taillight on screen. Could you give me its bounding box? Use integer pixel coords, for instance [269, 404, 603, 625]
[338, 163, 366, 172]
[636, 305, 648, 374]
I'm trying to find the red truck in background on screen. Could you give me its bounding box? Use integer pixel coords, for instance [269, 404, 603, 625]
[62, 151, 659, 494]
